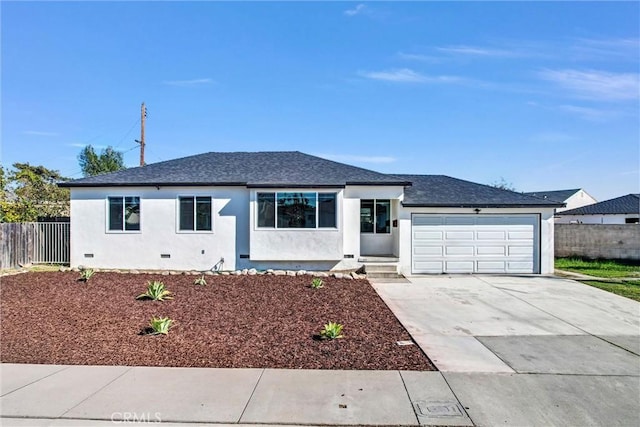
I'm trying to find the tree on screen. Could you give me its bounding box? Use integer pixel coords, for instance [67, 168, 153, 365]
[0, 163, 70, 222]
[78, 145, 126, 177]
[490, 177, 516, 192]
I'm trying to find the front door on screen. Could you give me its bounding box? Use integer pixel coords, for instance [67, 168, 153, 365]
[360, 199, 394, 256]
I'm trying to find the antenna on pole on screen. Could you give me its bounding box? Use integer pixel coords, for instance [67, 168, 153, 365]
[135, 102, 147, 167]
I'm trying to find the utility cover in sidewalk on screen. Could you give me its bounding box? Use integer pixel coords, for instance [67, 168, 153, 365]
[414, 400, 464, 417]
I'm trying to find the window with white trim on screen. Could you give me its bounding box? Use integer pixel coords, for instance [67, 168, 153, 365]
[179, 196, 212, 231]
[108, 196, 140, 231]
[360, 199, 390, 233]
[257, 192, 337, 229]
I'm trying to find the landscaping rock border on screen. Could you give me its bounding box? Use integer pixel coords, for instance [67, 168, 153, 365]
[58, 266, 366, 280]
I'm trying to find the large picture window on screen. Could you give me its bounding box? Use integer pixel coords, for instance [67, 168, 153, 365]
[257, 192, 337, 229]
[179, 196, 212, 231]
[360, 199, 390, 234]
[108, 196, 140, 231]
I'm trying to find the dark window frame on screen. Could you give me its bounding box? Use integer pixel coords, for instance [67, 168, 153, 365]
[178, 196, 213, 232]
[256, 192, 337, 229]
[107, 196, 141, 232]
[360, 199, 391, 234]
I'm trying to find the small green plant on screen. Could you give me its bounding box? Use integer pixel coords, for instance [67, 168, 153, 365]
[193, 275, 207, 286]
[136, 280, 173, 301]
[148, 316, 173, 335]
[310, 278, 324, 289]
[320, 321, 344, 340]
[78, 268, 95, 282]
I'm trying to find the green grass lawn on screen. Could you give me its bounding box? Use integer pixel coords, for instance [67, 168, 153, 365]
[582, 280, 640, 302]
[555, 257, 640, 278]
[556, 258, 640, 302]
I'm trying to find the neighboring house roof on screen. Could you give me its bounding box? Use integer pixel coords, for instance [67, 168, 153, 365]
[557, 194, 640, 216]
[60, 151, 410, 188]
[524, 189, 581, 203]
[397, 175, 563, 208]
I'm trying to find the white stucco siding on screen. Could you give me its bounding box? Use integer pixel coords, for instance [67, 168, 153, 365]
[248, 186, 404, 263]
[70, 186, 248, 271]
[248, 189, 344, 261]
[557, 190, 597, 213]
[344, 186, 404, 257]
[397, 206, 556, 275]
[556, 214, 638, 224]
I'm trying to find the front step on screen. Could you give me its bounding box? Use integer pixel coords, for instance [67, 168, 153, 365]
[358, 256, 404, 278]
[364, 263, 399, 273]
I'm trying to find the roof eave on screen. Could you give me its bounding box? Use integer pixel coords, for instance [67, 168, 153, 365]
[247, 183, 345, 189]
[401, 202, 563, 208]
[345, 181, 412, 186]
[59, 182, 248, 188]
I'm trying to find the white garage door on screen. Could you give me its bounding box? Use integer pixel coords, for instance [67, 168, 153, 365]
[412, 214, 539, 274]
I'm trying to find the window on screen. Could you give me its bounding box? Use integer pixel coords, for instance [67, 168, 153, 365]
[360, 199, 390, 234]
[257, 192, 337, 229]
[179, 196, 212, 231]
[625, 217, 639, 224]
[108, 196, 140, 231]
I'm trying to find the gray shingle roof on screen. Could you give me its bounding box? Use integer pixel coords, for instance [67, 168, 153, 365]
[397, 175, 564, 207]
[524, 189, 581, 203]
[61, 151, 410, 188]
[557, 194, 640, 216]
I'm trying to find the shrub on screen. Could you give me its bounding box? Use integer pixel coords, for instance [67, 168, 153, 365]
[136, 281, 173, 301]
[320, 321, 344, 340]
[310, 278, 324, 289]
[193, 275, 207, 286]
[78, 268, 95, 282]
[149, 316, 173, 335]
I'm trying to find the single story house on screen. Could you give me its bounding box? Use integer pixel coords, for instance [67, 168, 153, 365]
[556, 194, 640, 224]
[60, 151, 562, 275]
[524, 189, 596, 213]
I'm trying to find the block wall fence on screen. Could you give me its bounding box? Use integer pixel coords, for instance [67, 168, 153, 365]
[555, 224, 640, 261]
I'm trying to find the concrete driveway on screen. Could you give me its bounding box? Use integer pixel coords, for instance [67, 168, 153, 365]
[373, 275, 640, 426]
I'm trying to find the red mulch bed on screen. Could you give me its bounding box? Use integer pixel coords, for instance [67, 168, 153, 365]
[0, 272, 435, 370]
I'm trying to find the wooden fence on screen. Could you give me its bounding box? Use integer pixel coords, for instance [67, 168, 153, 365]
[0, 222, 70, 268]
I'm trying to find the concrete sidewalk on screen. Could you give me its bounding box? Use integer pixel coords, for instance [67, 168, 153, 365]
[0, 364, 472, 426]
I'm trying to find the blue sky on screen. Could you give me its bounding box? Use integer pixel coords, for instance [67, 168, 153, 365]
[2, 1, 638, 201]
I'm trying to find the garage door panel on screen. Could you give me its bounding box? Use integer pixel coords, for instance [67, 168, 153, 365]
[414, 261, 444, 272]
[508, 230, 533, 240]
[445, 246, 474, 256]
[508, 246, 533, 255]
[445, 261, 474, 273]
[477, 261, 507, 272]
[507, 261, 534, 272]
[414, 230, 443, 240]
[445, 231, 475, 240]
[476, 230, 506, 240]
[445, 217, 476, 225]
[413, 216, 444, 226]
[413, 246, 443, 256]
[412, 214, 539, 274]
[476, 246, 506, 256]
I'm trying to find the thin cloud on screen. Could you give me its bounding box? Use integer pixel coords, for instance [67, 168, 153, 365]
[162, 78, 214, 87]
[318, 154, 397, 164]
[67, 143, 108, 149]
[436, 45, 518, 57]
[571, 37, 640, 61]
[344, 4, 366, 17]
[359, 68, 462, 84]
[397, 52, 442, 63]
[538, 69, 639, 101]
[556, 104, 619, 122]
[22, 130, 58, 136]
